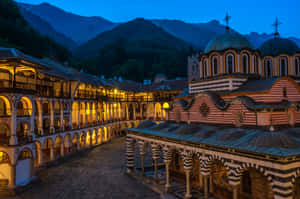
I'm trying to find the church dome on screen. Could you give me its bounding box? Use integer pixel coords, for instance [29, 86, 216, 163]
[204, 32, 254, 54]
[258, 37, 300, 57]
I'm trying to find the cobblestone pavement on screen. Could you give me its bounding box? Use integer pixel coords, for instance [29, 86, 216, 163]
[9, 137, 160, 199]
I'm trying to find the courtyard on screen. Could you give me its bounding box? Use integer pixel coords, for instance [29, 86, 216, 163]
[7, 137, 160, 199]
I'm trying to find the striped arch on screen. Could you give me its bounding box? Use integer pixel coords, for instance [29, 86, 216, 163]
[180, 150, 194, 171]
[200, 154, 229, 176]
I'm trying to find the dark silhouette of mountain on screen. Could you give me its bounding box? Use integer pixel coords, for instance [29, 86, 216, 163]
[74, 18, 190, 58]
[151, 19, 221, 49]
[18, 2, 117, 44]
[18, 6, 77, 50]
[0, 0, 70, 62]
[16, 2, 300, 51]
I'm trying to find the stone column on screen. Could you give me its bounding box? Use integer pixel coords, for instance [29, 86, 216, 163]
[209, 174, 214, 193]
[60, 143, 64, 157]
[199, 170, 204, 190]
[90, 102, 93, 125]
[50, 146, 54, 161]
[126, 137, 135, 173]
[203, 174, 209, 199]
[165, 160, 171, 192]
[69, 101, 73, 130]
[50, 100, 55, 133]
[133, 104, 136, 121]
[161, 105, 163, 121]
[138, 141, 146, 175]
[183, 152, 193, 199]
[140, 104, 143, 120]
[38, 149, 43, 166]
[30, 96, 35, 138]
[78, 101, 81, 129]
[184, 169, 192, 199]
[232, 184, 239, 199]
[9, 164, 16, 188]
[9, 96, 17, 145]
[151, 144, 161, 182]
[84, 101, 87, 127]
[163, 147, 172, 192]
[126, 104, 129, 120]
[60, 101, 64, 131]
[38, 100, 44, 135]
[95, 103, 98, 125]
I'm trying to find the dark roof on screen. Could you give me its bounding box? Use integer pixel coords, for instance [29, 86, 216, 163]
[137, 121, 157, 129]
[177, 87, 190, 97]
[143, 79, 187, 92]
[128, 123, 300, 157]
[231, 78, 280, 93]
[259, 37, 300, 57]
[204, 32, 254, 54]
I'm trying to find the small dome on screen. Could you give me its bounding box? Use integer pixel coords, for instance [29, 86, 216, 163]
[259, 38, 299, 57]
[204, 32, 254, 54]
[137, 121, 157, 129]
[250, 132, 300, 149]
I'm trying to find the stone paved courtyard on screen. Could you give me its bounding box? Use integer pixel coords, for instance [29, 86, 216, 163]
[7, 137, 160, 199]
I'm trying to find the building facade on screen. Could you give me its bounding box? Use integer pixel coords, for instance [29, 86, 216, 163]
[0, 47, 185, 194]
[126, 24, 300, 199]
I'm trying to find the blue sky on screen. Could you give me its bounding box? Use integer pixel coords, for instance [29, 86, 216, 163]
[16, 0, 300, 38]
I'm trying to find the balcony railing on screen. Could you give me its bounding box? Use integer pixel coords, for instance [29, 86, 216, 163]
[17, 109, 31, 117]
[17, 135, 32, 145]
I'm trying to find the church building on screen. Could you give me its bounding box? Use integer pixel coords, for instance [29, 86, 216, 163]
[126, 17, 300, 199]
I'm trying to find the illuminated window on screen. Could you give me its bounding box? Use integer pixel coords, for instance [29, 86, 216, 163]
[163, 103, 169, 109]
[0, 152, 9, 163]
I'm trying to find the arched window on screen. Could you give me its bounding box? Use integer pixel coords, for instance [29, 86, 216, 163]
[264, 59, 272, 78]
[212, 56, 218, 76]
[295, 57, 300, 76]
[226, 54, 234, 74]
[253, 55, 258, 74]
[203, 59, 208, 78]
[280, 57, 288, 76]
[242, 54, 249, 74]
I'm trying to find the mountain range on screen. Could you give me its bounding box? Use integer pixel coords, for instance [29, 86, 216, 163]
[17, 2, 300, 53]
[17, 2, 300, 54]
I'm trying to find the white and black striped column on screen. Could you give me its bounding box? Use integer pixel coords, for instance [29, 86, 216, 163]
[182, 151, 193, 199]
[163, 146, 173, 192]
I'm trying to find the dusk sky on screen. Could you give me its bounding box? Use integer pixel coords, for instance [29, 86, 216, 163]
[15, 0, 300, 38]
